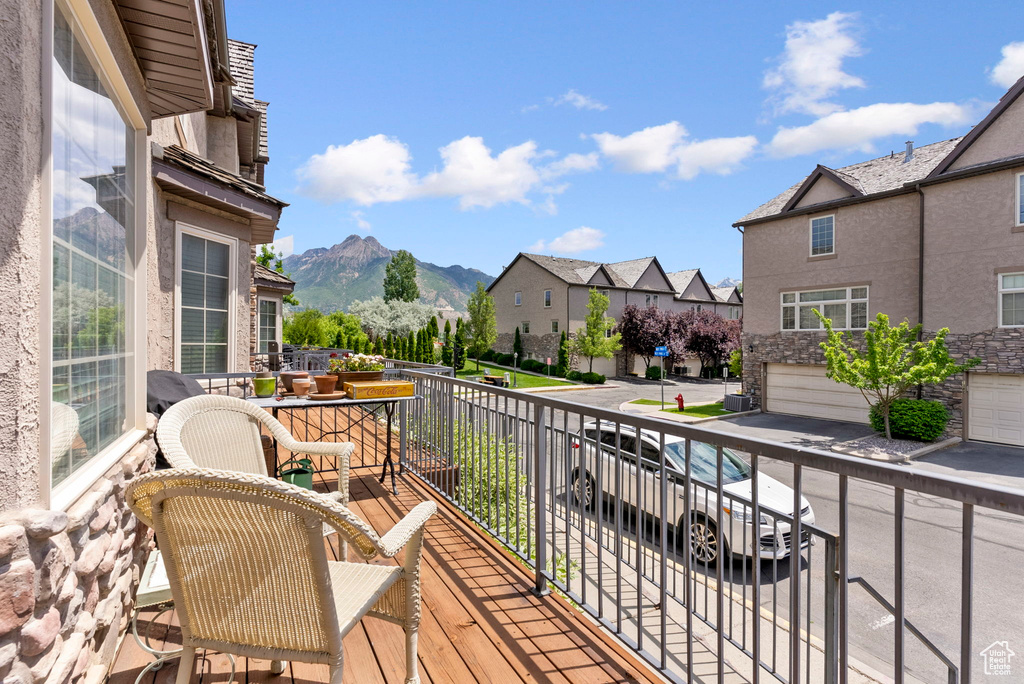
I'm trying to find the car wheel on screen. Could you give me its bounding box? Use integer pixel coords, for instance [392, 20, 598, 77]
[571, 469, 597, 512]
[684, 514, 726, 565]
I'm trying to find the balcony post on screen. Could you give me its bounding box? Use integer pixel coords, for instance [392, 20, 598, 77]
[532, 403, 550, 597]
[825, 534, 839, 683]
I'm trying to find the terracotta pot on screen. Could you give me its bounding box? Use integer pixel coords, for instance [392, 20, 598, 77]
[292, 378, 311, 397]
[313, 375, 338, 394]
[331, 370, 385, 386]
[279, 370, 309, 392]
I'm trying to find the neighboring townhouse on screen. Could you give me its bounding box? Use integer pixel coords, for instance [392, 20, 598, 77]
[0, 1, 284, 679]
[488, 253, 676, 376]
[735, 76, 1024, 444]
[488, 254, 740, 376]
[252, 262, 295, 359]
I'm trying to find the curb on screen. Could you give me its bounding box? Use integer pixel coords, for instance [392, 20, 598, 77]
[831, 435, 961, 463]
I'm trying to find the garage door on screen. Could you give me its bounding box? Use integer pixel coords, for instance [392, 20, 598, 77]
[968, 373, 1024, 446]
[766, 364, 870, 424]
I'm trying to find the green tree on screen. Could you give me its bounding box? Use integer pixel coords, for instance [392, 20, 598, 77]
[256, 245, 299, 306]
[453, 318, 467, 371]
[815, 311, 979, 439]
[382, 249, 420, 302]
[441, 322, 454, 367]
[428, 316, 439, 337]
[385, 332, 395, 358]
[283, 309, 325, 345]
[513, 326, 523, 363]
[466, 281, 497, 371]
[728, 348, 743, 378]
[374, 336, 384, 355]
[572, 288, 621, 373]
[556, 331, 569, 377]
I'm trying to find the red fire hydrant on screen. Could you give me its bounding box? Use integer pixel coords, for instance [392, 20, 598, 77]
[675, 393, 685, 411]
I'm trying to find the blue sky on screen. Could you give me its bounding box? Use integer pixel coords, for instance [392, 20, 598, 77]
[226, 1, 1024, 285]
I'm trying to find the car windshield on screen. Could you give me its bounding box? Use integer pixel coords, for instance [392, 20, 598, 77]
[663, 441, 750, 485]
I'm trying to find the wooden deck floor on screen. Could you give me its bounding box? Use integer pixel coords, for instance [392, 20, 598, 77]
[109, 405, 663, 684]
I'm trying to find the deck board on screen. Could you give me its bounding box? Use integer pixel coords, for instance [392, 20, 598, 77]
[108, 405, 662, 684]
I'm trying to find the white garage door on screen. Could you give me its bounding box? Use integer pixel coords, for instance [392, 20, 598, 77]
[968, 373, 1024, 446]
[766, 364, 870, 424]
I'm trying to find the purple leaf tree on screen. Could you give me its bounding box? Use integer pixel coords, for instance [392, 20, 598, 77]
[681, 310, 740, 377]
[616, 305, 667, 370]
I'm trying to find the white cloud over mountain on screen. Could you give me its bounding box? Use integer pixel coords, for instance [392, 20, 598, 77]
[555, 90, 608, 111]
[529, 226, 605, 254]
[299, 135, 598, 210]
[991, 42, 1024, 88]
[592, 122, 757, 179]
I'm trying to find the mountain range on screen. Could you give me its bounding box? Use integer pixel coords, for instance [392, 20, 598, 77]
[715, 277, 741, 289]
[282, 235, 495, 313]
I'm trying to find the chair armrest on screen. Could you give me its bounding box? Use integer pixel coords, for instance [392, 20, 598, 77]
[378, 502, 437, 557]
[284, 441, 355, 459]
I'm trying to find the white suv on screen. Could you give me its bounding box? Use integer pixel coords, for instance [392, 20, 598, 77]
[571, 422, 815, 565]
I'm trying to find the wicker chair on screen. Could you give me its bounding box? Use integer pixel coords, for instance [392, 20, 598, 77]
[127, 468, 436, 684]
[156, 394, 354, 505]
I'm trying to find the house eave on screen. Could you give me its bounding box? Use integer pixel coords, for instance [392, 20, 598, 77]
[732, 186, 915, 228]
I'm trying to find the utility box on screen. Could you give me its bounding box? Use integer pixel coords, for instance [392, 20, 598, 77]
[723, 394, 752, 413]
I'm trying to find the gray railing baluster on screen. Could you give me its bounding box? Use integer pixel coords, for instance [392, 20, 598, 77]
[752, 451, 761, 684]
[839, 474, 849, 684]
[961, 503, 974, 684]
[716, 445, 725, 683]
[895, 488, 905, 684]
[533, 402, 550, 596]
[791, 463, 803, 684]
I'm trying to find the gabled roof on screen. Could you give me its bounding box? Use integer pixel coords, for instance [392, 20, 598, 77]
[254, 262, 294, 291]
[736, 137, 962, 224]
[928, 75, 1024, 178]
[780, 164, 864, 213]
[666, 268, 720, 303]
[711, 286, 741, 303]
[487, 253, 674, 293]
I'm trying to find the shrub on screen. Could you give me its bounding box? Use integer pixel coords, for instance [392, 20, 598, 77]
[645, 366, 663, 381]
[566, 370, 583, 381]
[868, 398, 949, 442]
[495, 353, 515, 367]
[581, 372, 606, 384]
[522, 359, 545, 372]
[481, 349, 496, 362]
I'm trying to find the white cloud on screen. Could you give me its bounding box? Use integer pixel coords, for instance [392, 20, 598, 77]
[541, 152, 600, 179]
[529, 226, 605, 254]
[555, 89, 608, 111]
[299, 135, 596, 210]
[297, 134, 417, 205]
[271, 234, 294, 258]
[991, 42, 1024, 89]
[592, 122, 758, 179]
[420, 137, 541, 209]
[763, 12, 865, 117]
[350, 211, 371, 231]
[766, 102, 974, 157]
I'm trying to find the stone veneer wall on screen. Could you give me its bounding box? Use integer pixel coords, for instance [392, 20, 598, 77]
[0, 417, 157, 684]
[743, 329, 1002, 438]
[495, 332, 561, 363]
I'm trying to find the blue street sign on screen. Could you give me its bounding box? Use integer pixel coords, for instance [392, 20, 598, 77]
[654, 346, 669, 357]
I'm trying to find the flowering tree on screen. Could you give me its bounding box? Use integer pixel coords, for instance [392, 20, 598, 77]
[616, 304, 666, 369]
[681, 310, 739, 377]
[348, 297, 437, 337]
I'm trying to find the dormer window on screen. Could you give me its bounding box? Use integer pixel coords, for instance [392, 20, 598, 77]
[810, 215, 835, 256]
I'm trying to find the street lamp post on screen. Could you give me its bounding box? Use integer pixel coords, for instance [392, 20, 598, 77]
[513, 352, 518, 388]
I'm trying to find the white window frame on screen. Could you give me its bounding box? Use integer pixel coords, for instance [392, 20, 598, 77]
[781, 286, 869, 331]
[522, 321, 530, 334]
[43, 0, 149, 511]
[645, 294, 659, 308]
[999, 273, 1024, 327]
[174, 222, 237, 373]
[257, 296, 282, 353]
[551, 320, 559, 333]
[1016, 172, 1024, 227]
[514, 291, 521, 306]
[809, 214, 836, 257]
[543, 290, 552, 308]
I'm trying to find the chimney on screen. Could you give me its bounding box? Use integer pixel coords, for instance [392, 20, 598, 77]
[903, 140, 914, 163]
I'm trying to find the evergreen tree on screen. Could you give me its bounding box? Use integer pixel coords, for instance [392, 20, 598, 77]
[513, 326, 524, 362]
[407, 332, 415, 361]
[374, 337, 384, 355]
[398, 337, 406, 360]
[382, 250, 420, 302]
[429, 316, 439, 337]
[556, 331, 569, 377]
[386, 332, 395, 358]
[453, 318, 467, 371]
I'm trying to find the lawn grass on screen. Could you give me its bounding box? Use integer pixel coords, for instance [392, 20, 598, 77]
[629, 398, 669, 406]
[456, 361, 572, 388]
[662, 401, 729, 417]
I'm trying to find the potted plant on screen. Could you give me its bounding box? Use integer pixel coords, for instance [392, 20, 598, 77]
[329, 353, 386, 385]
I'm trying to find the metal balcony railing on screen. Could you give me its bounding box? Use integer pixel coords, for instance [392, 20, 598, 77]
[393, 369, 1024, 684]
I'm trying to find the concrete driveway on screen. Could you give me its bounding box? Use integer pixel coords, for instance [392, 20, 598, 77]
[914, 440, 1024, 489]
[712, 412, 875, 450]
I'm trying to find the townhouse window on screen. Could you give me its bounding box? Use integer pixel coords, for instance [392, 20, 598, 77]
[551, 320, 559, 333]
[544, 290, 552, 308]
[810, 215, 835, 256]
[999, 273, 1024, 326]
[178, 227, 234, 373]
[600, 289, 609, 298]
[522, 321, 530, 334]
[781, 286, 868, 331]
[729, 306, 740, 320]
[257, 299, 278, 353]
[51, 4, 138, 490]
[696, 303, 702, 312]
[1017, 172, 1024, 226]
[515, 291, 521, 306]
[646, 294, 659, 308]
